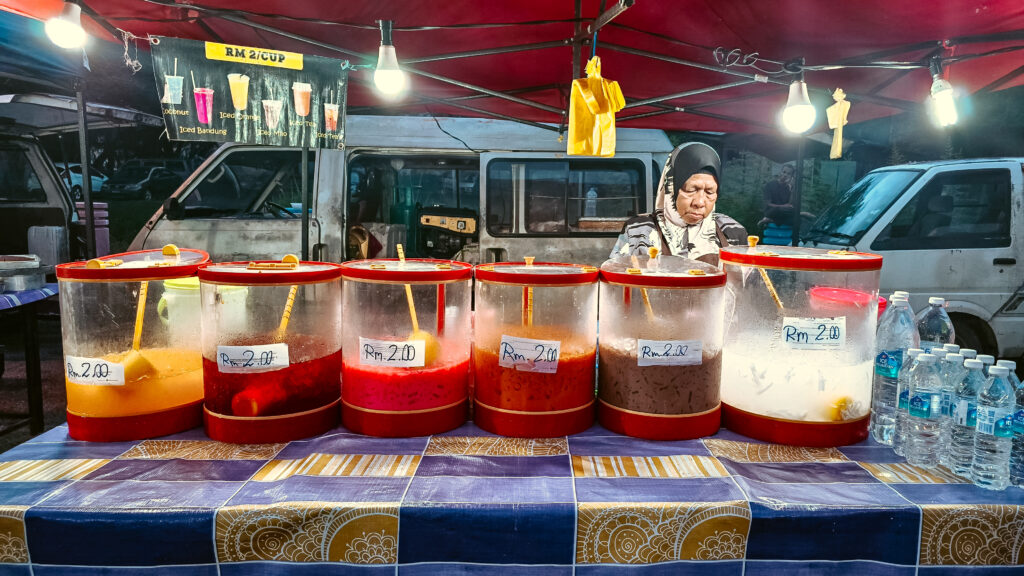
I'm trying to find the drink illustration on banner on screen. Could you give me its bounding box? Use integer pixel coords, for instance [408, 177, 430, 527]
[262, 99, 283, 130]
[191, 71, 214, 125]
[324, 103, 339, 131]
[227, 73, 250, 111]
[162, 58, 183, 105]
[292, 82, 312, 117]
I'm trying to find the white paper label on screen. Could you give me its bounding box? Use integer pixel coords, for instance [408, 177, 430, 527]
[359, 337, 426, 368]
[65, 355, 125, 386]
[636, 339, 703, 367]
[217, 343, 290, 373]
[498, 335, 561, 373]
[781, 316, 846, 350]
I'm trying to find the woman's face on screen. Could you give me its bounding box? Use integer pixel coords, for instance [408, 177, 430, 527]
[675, 173, 718, 224]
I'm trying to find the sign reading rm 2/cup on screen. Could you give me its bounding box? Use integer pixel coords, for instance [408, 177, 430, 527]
[217, 343, 290, 373]
[151, 36, 347, 148]
[359, 337, 426, 368]
[781, 316, 846, 350]
[498, 335, 561, 373]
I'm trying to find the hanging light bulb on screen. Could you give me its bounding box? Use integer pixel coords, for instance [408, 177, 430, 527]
[929, 59, 958, 127]
[373, 20, 407, 97]
[45, 1, 88, 50]
[781, 77, 816, 134]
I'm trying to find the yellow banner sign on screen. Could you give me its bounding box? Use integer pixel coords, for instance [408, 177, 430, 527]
[204, 42, 304, 70]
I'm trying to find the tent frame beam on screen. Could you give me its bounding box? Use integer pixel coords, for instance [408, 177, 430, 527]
[403, 40, 569, 64]
[573, 0, 635, 43]
[623, 80, 754, 109]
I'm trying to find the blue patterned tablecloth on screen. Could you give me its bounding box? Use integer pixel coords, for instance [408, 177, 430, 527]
[0, 284, 57, 312]
[0, 421, 1021, 574]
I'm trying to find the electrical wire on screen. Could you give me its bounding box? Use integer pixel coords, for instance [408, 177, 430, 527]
[428, 111, 479, 153]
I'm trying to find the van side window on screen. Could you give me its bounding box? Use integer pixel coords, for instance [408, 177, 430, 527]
[486, 158, 644, 236]
[181, 149, 314, 218]
[0, 148, 45, 202]
[871, 169, 1012, 251]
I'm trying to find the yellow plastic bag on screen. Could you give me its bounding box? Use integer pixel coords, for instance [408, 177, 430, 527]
[568, 56, 625, 157]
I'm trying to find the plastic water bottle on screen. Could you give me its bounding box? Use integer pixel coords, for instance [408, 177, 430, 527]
[871, 294, 920, 445]
[916, 297, 955, 353]
[972, 365, 1015, 490]
[943, 343, 961, 354]
[961, 348, 978, 360]
[906, 354, 944, 467]
[1003, 360, 1024, 487]
[938, 352, 967, 465]
[894, 348, 924, 456]
[949, 359, 985, 476]
[977, 354, 995, 376]
[996, 360, 1020, 390]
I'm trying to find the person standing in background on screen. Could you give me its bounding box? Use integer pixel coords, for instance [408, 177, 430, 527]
[761, 163, 796, 227]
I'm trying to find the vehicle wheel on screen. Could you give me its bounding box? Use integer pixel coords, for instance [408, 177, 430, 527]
[950, 313, 997, 357]
[72, 185, 82, 200]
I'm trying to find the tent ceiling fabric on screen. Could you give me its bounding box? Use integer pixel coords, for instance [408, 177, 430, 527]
[4, 0, 1024, 133]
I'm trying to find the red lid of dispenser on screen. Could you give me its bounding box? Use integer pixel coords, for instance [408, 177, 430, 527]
[57, 245, 209, 281]
[198, 256, 341, 285]
[474, 261, 599, 286]
[720, 245, 883, 272]
[600, 255, 725, 289]
[340, 258, 472, 283]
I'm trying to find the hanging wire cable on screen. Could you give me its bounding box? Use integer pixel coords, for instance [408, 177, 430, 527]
[118, 29, 144, 73]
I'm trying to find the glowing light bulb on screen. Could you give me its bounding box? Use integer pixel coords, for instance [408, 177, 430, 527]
[45, 2, 87, 50]
[374, 21, 407, 98]
[781, 80, 816, 134]
[930, 75, 958, 127]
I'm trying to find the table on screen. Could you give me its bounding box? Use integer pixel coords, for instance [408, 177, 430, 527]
[0, 420, 1022, 574]
[0, 283, 57, 436]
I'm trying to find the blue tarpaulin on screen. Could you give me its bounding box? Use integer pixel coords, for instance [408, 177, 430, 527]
[0, 10, 81, 92]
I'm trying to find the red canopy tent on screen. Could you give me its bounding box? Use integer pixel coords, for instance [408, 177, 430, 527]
[4, 0, 1024, 134]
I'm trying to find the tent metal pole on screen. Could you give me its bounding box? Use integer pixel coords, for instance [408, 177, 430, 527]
[403, 41, 568, 64]
[618, 109, 678, 122]
[791, 138, 805, 247]
[76, 89, 96, 260]
[573, 0, 634, 43]
[141, 1, 565, 116]
[979, 63, 1024, 93]
[572, 0, 582, 77]
[301, 146, 309, 260]
[346, 84, 560, 113]
[601, 42, 918, 112]
[623, 80, 753, 109]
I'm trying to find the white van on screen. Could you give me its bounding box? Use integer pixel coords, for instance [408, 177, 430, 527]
[129, 115, 674, 265]
[803, 158, 1023, 358]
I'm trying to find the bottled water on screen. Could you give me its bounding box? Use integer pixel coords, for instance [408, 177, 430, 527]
[961, 348, 978, 360]
[870, 294, 919, 445]
[996, 360, 1020, 390]
[1004, 360, 1024, 487]
[977, 354, 995, 376]
[972, 365, 1015, 490]
[938, 353, 966, 465]
[943, 343, 961, 354]
[906, 354, 944, 467]
[916, 297, 955, 353]
[894, 348, 923, 456]
[948, 359, 985, 476]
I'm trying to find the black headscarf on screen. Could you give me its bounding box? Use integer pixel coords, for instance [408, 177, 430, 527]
[660, 142, 721, 204]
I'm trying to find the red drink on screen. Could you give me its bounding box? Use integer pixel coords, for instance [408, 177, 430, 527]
[203, 334, 341, 417]
[193, 88, 214, 125]
[342, 358, 469, 437]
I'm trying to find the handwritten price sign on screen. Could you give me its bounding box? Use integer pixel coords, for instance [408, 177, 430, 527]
[781, 316, 846, 350]
[359, 337, 425, 368]
[636, 339, 703, 367]
[217, 343, 290, 373]
[498, 335, 561, 374]
[65, 356, 125, 386]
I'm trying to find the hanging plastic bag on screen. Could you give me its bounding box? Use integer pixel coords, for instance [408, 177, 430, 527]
[568, 56, 625, 157]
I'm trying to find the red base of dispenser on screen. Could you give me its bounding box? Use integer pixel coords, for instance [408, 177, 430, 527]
[67, 400, 203, 442]
[341, 398, 467, 437]
[203, 399, 339, 444]
[599, 400, 721, 440]
[721, 402, 869, 447]
[474, 399, 594, 437]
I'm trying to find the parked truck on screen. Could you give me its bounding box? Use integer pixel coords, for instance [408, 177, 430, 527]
[803, 158, 1023, 359]
[129, 115, 674, 265]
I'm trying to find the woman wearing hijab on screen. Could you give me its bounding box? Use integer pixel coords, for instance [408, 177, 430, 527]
[610, 142, 746, 265]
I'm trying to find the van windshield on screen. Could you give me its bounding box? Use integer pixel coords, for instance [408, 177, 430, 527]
[804, 169, 921, 244]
